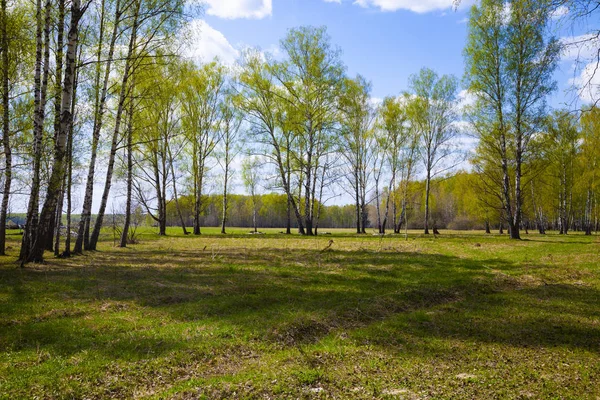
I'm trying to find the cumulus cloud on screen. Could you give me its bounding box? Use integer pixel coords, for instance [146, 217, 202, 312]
[333, 0, 474, 14]
[204, 0, 272, 19]
[182, 20, 240, 65]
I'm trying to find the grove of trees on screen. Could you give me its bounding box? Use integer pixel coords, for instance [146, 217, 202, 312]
[1, 0, 599, 264]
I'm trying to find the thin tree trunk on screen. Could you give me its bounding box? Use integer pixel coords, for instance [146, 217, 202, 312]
[286, 194, 291, 234]
[354, 172, 360, 234]
[75, 0, 120, 253]
[221, 166, 228, 234]
[192, 140, 200, 235]
[120, 90, 134, 247]
[63, 104, 74, 257]
[304, 153, 313, 236]
[88, 0, 139, 250]
[40, 0, 56, 252]
[424, 167, 431, 234]
[19, 0, 47, 262]
[51, 0, 66, 257]
[194, 159, 204, 235]
[53, 180, 65, 256]
[0, 0, 11, 255]
[168, 144, 187, 235]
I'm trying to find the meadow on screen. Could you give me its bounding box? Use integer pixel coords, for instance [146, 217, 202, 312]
[1, 228, 599, 399]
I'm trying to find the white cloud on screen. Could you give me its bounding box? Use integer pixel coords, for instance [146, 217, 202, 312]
[551, 5, 569, 19]
[560, 34, 600, 61]
[560, 34, 600, 103]
[457, 89, 476, 111]
[369, 97, 383, 107]
[183, 20, 240, 65]
[570, 61, 600, 104]
[204, 0, 272, 19]
[347, 0, 474, 14]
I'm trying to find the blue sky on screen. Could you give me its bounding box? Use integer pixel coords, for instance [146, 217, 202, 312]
[188, 0, 599, 107]
[192, 0, 473, 100]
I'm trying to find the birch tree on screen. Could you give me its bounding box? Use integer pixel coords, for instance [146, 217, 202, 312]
[465, 0, 560, 239]
[180, 60, 226, 235]
[407, 68, 459, 234]
[273, 26, 345, 235]
[338, 75, 376, 234]
[218, 94, 243, 234]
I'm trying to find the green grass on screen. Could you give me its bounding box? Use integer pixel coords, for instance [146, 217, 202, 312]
[1, 228, 599, 399]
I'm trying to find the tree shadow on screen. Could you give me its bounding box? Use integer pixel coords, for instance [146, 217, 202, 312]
[2, 242, 598, 365]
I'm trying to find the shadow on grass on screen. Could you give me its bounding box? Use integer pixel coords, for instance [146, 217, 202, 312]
[1, 245, 599, 364]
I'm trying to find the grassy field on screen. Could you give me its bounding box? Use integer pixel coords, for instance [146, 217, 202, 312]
[1, 228, 599, 399]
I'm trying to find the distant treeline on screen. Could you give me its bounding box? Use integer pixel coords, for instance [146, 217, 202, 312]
[109, 170, 598, 233]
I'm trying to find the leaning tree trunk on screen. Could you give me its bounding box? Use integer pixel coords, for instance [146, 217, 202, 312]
[0, 0, 11, 255]
[75, 0, 120, 253]
[27, 0, 82, 263]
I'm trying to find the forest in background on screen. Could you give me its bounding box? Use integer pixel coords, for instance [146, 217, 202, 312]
[1, 0, 599, 264]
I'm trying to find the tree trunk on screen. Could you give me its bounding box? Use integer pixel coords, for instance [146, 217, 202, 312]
[19, 0, 47, 262]
[74, 0, 119, 253]
[424, 167, 431, 234]
[120, 93, 134, 248]
[0, 0, 11, 255]
[40, 0, 56, 252]
[168, 144, 188, 235]
[53, 180, 65, 256]
[27, 0, 82, 263]
[286, 194, 291, 234]
[88, 0, 139, 250]
[221, 150, 229, 234]
[51, 0, 66, 257]
[193, 159, 203, 235]
[63, 107, 73, 257]
[354, 172, 361, 234]
[585, 189, 592, 235]
[304, 156, 313, 236]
